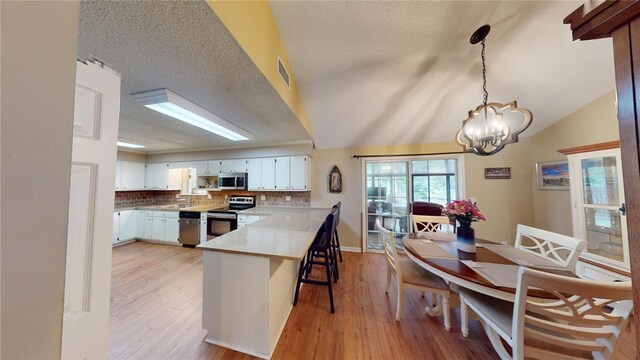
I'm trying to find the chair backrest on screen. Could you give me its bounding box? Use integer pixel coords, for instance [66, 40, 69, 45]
[512, 267, 633, 360]
[411, 201, 443, 216]
[376, 219, 403, 282]
[333, 202, 341, 227]
[412, 215, 453, 233]
[515, 224, 586, 270]
[313, 209, 337, 250]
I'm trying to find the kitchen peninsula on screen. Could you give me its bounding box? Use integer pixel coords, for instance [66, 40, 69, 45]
[198, 207, 331, 359]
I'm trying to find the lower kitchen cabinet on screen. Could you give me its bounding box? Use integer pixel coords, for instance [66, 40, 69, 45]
[113, 210, 137, 245]
[140, 210, 180, 244]
[237, 214, 264, 228]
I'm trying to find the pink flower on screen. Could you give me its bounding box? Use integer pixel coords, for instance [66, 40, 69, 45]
[443, 199, 486, 225]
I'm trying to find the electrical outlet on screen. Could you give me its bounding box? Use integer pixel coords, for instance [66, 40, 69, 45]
[207, 194, 212, 199]
[175, 194, 180, 199]
[285, 196, 291, 202]
[225, 194, 228, 200]
[260, 195, 266, 201]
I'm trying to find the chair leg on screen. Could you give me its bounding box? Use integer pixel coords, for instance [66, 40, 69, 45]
[324, 249, 335, 313]
[385, 264, 392, 293]
[329, 241, 339, 282]
[443, 293, 451, 332]
[293, 256, 306, 306]
[461, 296, 469, 338]
[334, 228, 343, 262]
[395, 284, 404, 321]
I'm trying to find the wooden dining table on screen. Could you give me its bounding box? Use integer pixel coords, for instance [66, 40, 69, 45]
[402, 232, 576, 302]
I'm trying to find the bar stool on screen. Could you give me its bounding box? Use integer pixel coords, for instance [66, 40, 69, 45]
[293, 209, 338, 313]
[332, 202, 343, 263]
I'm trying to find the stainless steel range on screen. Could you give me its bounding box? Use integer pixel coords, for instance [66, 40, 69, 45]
[206, 195, 256, 239]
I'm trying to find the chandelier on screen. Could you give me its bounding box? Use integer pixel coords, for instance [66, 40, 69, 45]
[455, 25, 532, 156]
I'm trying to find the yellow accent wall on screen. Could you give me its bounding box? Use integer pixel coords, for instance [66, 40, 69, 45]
[206, 1, 312, 136]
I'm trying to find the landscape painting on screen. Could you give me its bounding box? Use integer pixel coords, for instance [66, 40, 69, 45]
[537, 161, 570, 190]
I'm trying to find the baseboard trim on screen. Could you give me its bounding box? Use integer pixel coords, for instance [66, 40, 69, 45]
[340, 246, 361, 253]
[204, 337, 269, 359]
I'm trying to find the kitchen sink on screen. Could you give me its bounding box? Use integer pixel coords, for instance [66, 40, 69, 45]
[157, 204, 190, 209]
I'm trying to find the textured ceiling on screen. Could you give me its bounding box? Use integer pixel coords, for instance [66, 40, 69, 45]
[78, 1, 310, 153]
[270, 1, 615, 149]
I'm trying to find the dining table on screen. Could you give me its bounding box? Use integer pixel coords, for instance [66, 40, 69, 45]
[404, 231, 577, 296]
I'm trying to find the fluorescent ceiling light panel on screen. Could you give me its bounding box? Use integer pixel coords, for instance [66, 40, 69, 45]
[130, 89, 253, 141]
[117, 141, 146, 149]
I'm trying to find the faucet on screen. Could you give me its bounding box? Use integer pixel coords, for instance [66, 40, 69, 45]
[178, 198, 192, 207]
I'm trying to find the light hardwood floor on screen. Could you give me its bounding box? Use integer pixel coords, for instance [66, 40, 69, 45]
[109, 242, 636, 359]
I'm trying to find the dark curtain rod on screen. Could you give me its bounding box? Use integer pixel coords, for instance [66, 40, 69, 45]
[353, 151, 465, 159]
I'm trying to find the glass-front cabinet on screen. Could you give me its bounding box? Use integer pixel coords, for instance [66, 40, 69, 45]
[568, 148, 629, 270]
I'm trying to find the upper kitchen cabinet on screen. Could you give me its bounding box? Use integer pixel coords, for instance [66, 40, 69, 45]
[290, 156, 309, 190]
[246, 158, 276, 191]
[220, 159, 247, 173]
[195, 160, 222, 176]
[115, 161, 145, 191]
[145, 163, 182, 190]
[168, 161, 196, 169]
[275, 156, 310, 191]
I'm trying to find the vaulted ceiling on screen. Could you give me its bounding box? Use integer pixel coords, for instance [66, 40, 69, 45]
[78, 1, 615, 153]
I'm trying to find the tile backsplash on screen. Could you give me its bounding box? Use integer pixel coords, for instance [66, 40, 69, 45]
[114, 190, 310, 208]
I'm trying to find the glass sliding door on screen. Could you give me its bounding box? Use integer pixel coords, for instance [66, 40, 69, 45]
[363, 156, 463, 252]
[411, 159, 457, 205]
[365, 161, 409, 251]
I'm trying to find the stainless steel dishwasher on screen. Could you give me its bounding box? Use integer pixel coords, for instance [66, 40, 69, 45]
[178, 211, 200, 246]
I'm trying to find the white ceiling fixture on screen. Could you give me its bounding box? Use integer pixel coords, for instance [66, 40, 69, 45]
[131, 88, 254, 142]
[117, 140, 146, 149]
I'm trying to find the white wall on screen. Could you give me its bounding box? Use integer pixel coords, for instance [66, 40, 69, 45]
[0, 2, 79, 358]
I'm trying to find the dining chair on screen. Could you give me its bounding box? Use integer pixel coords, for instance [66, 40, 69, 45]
[459, 266, 632, 359]
[515, 224, 586, 270]
[411, 214, 453, 233]
[293, 208, 338, 313]
[376, 219, 451, 329]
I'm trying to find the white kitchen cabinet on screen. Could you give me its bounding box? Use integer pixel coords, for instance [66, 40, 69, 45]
[200, 212, 207, 244]
[113, 210, 137, 245]
[220, 159, 246, 173]
[195, 161, 210, 176]
[246, 158, 262, 190]
[135, 210, 145, 238]
[275, 157, 290, 190]
[120, 161, 145, 190]
[208, 160, 222, 174]
[237, 214, 263, 228]
[113, 212, 119, 244]
[145, 163, 168, 189]
[143, 215, 153, 239]
[145, 211, 180, 244]
[261, 158, 276, 190]
[114, 162, 122, 190]
[575, 260, 630, 282]
[290, 156, 309, 190]
[167, 168, 182, 190]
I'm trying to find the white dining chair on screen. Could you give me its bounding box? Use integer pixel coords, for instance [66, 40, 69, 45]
[515, 224, 586, 270]
[411, 214, 453, 233]
[376, 219, 451, 329]
[459, 266, 632, 360]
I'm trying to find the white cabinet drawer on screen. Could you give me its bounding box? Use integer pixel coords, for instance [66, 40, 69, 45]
[575, 261, 630, 282]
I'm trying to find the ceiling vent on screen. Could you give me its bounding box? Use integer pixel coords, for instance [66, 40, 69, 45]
[277, 55, 290, 89]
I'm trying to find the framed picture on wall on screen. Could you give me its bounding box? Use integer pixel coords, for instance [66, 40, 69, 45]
[484, 167, 511, 179]
[536, 161, 570, 190]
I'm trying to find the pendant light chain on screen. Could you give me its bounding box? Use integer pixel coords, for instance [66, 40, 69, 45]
[481, 38, 488, 106]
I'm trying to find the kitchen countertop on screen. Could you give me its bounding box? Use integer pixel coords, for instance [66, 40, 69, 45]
[114, 203, 226, 212]
[198, 207, 331, 260]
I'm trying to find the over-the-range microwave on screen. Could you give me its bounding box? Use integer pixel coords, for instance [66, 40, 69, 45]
[218, 172, 248, 190]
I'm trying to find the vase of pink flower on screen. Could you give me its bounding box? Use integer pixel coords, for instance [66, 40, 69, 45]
[443, 199, 486, 253]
